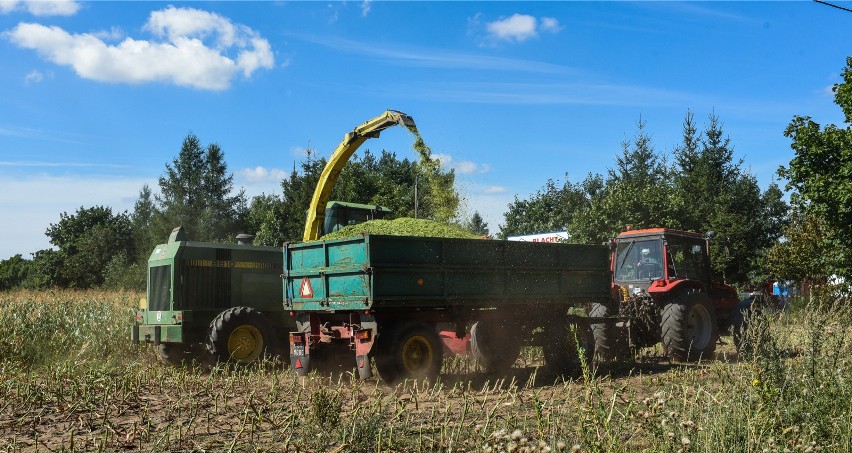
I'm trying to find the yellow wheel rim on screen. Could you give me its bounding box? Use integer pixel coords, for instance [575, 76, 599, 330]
[227, 325, 264, 362]
[401, 334, 434, 376]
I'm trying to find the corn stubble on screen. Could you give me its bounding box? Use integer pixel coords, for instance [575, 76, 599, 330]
[1, 289, 850, 451]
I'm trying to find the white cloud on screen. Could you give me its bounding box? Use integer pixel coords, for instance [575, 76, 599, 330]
[540, 17, 562, 33]
[24, 69, 43, 84]
[485, 13, 562, 43]
[5, 6, 275, 90]
[0, 0, 80, 16]
[485, 186, 506, 194]
[237, 166, 286, 183]
[360, 1, 371, 17]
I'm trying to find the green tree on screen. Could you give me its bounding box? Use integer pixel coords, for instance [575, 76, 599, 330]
[0, 255, 31, 290]
[465, 212, 490, 237]
[245, 193, 286, 247]
[779, 56, 852, 278]
[43, 206, 136, 288]
[767, 211, 835, 285]
[669, 112, 787, 284]
[570, 119, 675, 244]
[499, 175, 600, 239]
[153, 133, 247, 243]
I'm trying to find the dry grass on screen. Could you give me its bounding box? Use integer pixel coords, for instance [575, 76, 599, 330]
[1, 289, 850, 452]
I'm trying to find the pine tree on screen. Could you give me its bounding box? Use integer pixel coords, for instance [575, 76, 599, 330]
[465, 212, 490, 237]
[152, 133, 247, 242]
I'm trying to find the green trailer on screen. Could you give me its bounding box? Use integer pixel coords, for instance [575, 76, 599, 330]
[132, 227, 294, 364]
[284, 234, 614, 382]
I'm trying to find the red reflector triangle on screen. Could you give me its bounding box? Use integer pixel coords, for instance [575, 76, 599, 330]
[295, 358, 303, 369]
[299, 277, 314, 298]
[358, 357, 365, 368]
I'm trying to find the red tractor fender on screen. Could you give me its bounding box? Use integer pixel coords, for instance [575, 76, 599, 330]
[646, 278, 704, 297]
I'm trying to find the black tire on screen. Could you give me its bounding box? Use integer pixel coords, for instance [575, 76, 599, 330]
[660, 290, 718, 362]
[542, 318, 595, 373]
[374, 322, 443, 385]
[470, 320, 522, 373]
[589, 303, 631, 363]
[207, 307, 278, 364]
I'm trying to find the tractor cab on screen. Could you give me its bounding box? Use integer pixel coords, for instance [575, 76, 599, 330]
[613, 228, 739, 335]
[613, 228, 712, 293]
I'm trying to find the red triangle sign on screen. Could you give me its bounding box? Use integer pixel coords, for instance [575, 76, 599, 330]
[299, 277, 314, 298]
[295, 358, 303, 369]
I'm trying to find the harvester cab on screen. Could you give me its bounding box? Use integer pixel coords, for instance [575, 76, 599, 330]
[322, 201, 391, 235]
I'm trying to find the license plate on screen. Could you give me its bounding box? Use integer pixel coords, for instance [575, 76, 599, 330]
[293, 344, 305, 356]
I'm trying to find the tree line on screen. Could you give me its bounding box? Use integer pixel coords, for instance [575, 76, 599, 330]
[2, 56, 851, 291]
[498, 113, 787, 285]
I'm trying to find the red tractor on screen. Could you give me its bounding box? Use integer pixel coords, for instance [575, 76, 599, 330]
[599, 228, 739, 362]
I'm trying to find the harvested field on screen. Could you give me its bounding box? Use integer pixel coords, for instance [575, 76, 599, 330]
[1, 290, 850, 451]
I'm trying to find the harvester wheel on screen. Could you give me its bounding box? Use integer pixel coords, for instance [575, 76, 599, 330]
[207, 307, 277, 364]
[589, 302, 631, 363]
[542, 318, 595, 373]
[660, 290, 718, 362]
[374, 322, 442, 385]
[470, 319, 521, 373]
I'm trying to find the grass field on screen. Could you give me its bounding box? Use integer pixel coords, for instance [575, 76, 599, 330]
[1, 289, 850, 452]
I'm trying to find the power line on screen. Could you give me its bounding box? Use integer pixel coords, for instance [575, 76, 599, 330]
[814, 0, 852, 14]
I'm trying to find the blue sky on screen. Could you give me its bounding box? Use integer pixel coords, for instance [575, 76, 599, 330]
[1, 1, 850, 259]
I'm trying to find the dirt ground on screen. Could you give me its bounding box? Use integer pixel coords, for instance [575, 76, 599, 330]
[0, 337, 744, 452]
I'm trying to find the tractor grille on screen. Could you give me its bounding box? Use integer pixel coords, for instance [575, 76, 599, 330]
[181, 249, 232, 310]
[148, 265, 172, 312]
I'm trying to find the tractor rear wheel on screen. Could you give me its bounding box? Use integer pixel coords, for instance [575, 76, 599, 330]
[470, 319, 521, 373]
[660, 290, 718, 362]
[207, 307, 277, 364]
[374, 322, 442, 385]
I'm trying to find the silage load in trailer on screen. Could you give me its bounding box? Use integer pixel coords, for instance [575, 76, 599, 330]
[318, 217, 481, 241]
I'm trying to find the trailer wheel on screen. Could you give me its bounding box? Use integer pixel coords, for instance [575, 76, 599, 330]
[660, 290, 718, 362]
[470, 320, 521, 373]
[589, 303, 630, 363]
[542, 318, 595, 373]
[375, 323, 442, 384]
[208, 307, 277, 364]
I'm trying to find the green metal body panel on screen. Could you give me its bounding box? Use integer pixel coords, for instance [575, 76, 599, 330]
[136, 238, 294, 345]
[284, 235, 611, 312]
